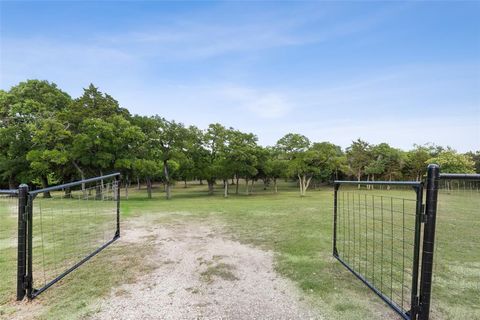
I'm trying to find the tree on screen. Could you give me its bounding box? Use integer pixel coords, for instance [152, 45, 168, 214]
[264, 148, 287, 193]
[133, 159, 162, 198]
[309, 142, 345, 183]
[277, 134, 334, 197]
[404, 145, 434, 180]
[465, 151, 480, 174]
[0, 90, 31, 188]
[27, 118, 71, 197]
[427, 150, 475, 173]
[148, 117, 189, 200]
[346, 139, 371, 188]
[226, 129, 258, 195]
[0, 80, 72, 194]
[71, 115, 144, 197]
[202, 124, 228, 195]
[66, 85, 133, 184]
[276, 133, 310, 156]
[286, 150, 319, 196]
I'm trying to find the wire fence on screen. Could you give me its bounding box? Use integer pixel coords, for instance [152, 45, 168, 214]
[333, 182, 422, 319]
[0, 190, 19, 305]
[1, 173, 120, 302]
[28, 176, 120, 298]
[431, 177, 480, 320]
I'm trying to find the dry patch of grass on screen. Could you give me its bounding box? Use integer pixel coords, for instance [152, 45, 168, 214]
[200, 262, 239, 283]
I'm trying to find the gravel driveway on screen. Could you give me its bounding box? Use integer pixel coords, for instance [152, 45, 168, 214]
[90, 220, 322, 320]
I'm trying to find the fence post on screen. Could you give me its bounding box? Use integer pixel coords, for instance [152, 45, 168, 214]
[26, 193, 34, 298]
[115, 176, 120, 238]
[418, 164, 440, 320]
[16, 184, 28, 300]
[333, 183, 339, 257]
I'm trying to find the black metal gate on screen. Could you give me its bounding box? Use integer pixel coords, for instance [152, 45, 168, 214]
[333, 164, 480, 320]
[0, 173, 120, 301]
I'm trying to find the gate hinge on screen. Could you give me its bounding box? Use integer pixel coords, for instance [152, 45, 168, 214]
[22, 274, 32, 290]
[408, 296, 421, 318]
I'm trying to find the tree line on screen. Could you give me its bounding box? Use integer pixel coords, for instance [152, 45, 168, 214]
[1, 80, 478, 198]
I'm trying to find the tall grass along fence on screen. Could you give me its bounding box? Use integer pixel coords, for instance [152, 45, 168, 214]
[0, 173, 120, 303]
[333, 164, 480, 320]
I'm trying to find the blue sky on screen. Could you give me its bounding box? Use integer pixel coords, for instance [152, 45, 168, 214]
[1, 1, 479, 151]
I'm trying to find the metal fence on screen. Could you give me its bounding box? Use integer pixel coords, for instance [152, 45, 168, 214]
[333, 165, 480, 320]
[0, 173, 120, 301]
[333, 181, 423, 319]
[430, 173, 480, 320]
[0, 189, 20, 305]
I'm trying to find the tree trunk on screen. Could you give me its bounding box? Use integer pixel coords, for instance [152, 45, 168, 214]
[231, 178, 235, 185]
[184, 179, 188, 188]
[245, 178, 249, 195]
[301, 175, 313, 196]
[357, 170, 361, 189]
[64, 187, 72, 198]
[125, 175, 129, 200]
[199, 179, 204, 185]
[163, 160, 171, 200]
[224, 179, 228, 198]
[95, 184, 102, 200]
[235, 177, 239, 194]
[273, 178, 278, 193]
[41, 175, 51, 198]
[146, 177, 152, 199]
[298, 174, 303, 196]
[100, 170, 105, 200]
[250, 179, 255, 193]
[208, 179, 214, 195]
[137, 178, 141, 190]
[71, 161, 86, 197]
[8, 176, 16, 190]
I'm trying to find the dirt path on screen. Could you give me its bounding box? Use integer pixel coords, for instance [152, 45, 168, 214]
[90, 220, 321, 320]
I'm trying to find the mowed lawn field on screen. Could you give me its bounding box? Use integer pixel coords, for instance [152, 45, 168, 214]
[0, 180, 479, 319]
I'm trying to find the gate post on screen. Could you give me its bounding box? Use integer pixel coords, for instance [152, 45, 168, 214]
[115, 176, 120, 238]
[333, 183, 339, 257]
[16, 184, 28, 300]
[418, 164, 440, 320]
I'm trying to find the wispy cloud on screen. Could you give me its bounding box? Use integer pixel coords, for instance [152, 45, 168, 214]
[1, 2, 478, 152]
[220, 86, 291, 119]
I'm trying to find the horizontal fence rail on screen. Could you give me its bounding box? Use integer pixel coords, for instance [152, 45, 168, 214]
[29, 173, 121, 196]
[333, 181, 423, 320]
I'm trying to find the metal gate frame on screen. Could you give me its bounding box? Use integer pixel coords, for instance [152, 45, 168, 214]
[332, 164, 480, 320]
[14, 173, 121, 300]
[333, 180, 424, 319]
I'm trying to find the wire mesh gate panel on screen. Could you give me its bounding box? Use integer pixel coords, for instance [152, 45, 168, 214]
[431, 174, 480, 319]
[26, 173, 120, 298]
[0, 190, 19, 304]
[333, 181, 423, 320]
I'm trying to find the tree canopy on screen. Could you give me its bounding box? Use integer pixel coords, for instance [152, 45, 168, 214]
[1, 80, 477, 198]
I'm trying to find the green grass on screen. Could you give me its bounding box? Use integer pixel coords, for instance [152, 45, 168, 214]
[1, 181, 479, 319]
